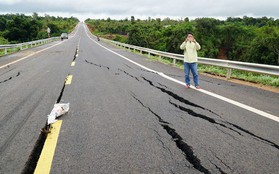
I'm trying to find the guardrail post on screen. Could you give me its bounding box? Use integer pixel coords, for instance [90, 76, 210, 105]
[20, 45, 23, 50]
[148, 52, 150, 58]
[173, 59, 176, 65]
[159, 55, 162, 60]
[226, 68, 232, 80]
[140, 50, 142, 54]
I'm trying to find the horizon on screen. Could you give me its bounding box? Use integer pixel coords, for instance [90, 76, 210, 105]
[0, 12, 278, 22]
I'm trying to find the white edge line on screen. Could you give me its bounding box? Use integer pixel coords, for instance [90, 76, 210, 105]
[85, 26, 279, 123]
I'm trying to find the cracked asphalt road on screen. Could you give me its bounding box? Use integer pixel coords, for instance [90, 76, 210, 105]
[0, 24, 278, 174]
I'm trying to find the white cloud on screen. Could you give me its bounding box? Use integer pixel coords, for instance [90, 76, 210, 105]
[0, 0, 22, 5]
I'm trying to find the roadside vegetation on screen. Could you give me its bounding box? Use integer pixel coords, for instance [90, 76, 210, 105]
[86, 16, 279, 87]
[0, 13, 79, 44]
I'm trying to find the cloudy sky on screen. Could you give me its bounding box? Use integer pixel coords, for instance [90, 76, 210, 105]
[0, 0, 278, 21]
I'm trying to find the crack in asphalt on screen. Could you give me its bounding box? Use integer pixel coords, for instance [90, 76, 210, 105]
[157, 82, 172, 90]
[73, 48, 78, 61]
[209, 150, 233, 172]
[83, 59, 143, 82]
[209, 160, 227, 174]
[151, 128, 174, 158]
[85, 59, 110, 70]
[56, 75, 68, 103]
[225, 121, 279, 150]
[132, 94, 210, 174]
[141, 76, 219, 117]
[169, 101, 241, 136]
[118, 68, 140, 81]
[0, 72, 20, 84]
[133, 95, 170, 125]
[0, 67, 15, 76]
[215, 126, 238, 140]
[170, 100, 279, 150]
[123, 63, 132, 69]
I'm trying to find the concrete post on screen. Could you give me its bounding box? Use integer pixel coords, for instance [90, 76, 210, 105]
[173, 59, 176, 65]
[226, 68, 232, 80]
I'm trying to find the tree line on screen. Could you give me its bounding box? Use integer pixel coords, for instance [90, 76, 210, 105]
[86, 16, 279, 65]
[0, 13, 79, 44]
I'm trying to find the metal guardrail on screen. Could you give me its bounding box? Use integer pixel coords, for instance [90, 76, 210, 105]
[100, 38, 279, 79]
[0, 37, 60, 56]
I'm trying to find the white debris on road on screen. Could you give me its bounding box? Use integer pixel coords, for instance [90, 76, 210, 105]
[47, 103, 70, 125]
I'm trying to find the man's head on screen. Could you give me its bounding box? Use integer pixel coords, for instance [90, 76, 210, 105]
[187, 33, 194, 41]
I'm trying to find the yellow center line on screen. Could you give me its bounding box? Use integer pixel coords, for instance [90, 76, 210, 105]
[65, 75, 73, 85]
[34, 120, 63, 174]
[71, 61, 75, 66]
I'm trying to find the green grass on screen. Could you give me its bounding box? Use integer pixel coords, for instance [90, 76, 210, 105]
[121, 46, 279, 87]
[0, 47, 21, 56]
[198, 65, 279, 87]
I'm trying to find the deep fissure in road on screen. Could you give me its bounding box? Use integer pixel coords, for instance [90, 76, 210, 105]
[132, 94, 211, 174]
[56, 77, 67, 103]
[170, 100, 279, 150]
[22, 65, 73, 173]
[141, 76, 279, 150]
[141, 76, 219, 116]
[23, 46, 76, 173]
[21, 132, 46, 174]
[22, 74, 69, 173]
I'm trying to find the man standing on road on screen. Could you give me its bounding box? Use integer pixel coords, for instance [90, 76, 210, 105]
[180, 33, 201, 89]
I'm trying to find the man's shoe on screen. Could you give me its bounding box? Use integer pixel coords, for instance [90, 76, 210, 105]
[185, 85, 190, 89]
[195, 86, 201, 89]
